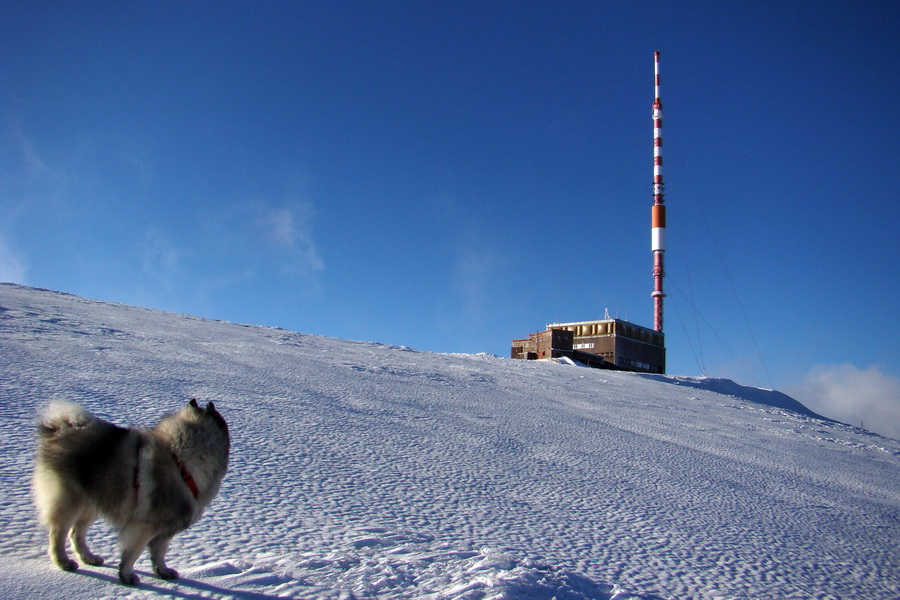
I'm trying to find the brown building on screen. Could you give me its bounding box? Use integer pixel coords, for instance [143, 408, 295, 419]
[511, 329, 573, 361]
[511, 318, 665, 374]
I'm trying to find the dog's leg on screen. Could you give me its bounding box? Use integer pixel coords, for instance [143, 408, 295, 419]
[45, 500, 80, 571]
[117, 526, 155, 586]
[48, 524, 78, 571]
[35, 474, 79, 571]
[70, 510, 104, 566]
[149, 534, 178, 580]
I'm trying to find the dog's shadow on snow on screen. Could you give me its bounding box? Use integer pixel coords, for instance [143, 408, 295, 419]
[75, 566, 287, 600]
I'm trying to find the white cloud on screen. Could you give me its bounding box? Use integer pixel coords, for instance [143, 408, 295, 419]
[267, 207, 299, 248]
[256, 203, 324, 276]
[0, 236, 27, 284]
[787, 364, 900, 439]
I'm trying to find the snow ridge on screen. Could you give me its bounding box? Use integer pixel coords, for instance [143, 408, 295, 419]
[1, 284, 898, 600]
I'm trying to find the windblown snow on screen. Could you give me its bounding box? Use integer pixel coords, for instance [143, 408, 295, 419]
[0, 283, 897, 600]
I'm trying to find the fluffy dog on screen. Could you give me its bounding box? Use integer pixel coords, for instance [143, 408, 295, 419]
[33, 399, 229, 585]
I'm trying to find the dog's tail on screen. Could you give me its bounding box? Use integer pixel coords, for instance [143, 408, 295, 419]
[38, 400, 95, 438]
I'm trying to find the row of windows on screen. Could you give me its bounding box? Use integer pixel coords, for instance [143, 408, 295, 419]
[619, 326, 664, 346]
[617, 357, 663, 373]
[555, 323, 663, 347]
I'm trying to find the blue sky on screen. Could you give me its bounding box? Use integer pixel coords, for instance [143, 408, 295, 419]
[1, 1, 898, 432]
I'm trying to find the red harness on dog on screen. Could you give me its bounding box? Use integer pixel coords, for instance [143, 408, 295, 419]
[177, 460, 200, 500]
[132, 442, 200, 502]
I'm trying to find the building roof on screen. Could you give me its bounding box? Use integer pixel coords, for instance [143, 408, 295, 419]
[547, 317, 658, 334]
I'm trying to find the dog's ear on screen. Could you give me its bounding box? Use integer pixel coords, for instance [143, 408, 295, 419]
[189, 398, 200, 409]
[205, 402, 228, 430]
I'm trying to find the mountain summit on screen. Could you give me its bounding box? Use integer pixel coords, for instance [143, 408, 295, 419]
[1, 283, 897, 599]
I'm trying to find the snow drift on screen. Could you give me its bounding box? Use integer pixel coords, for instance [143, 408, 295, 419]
[0, 283, 897, 599]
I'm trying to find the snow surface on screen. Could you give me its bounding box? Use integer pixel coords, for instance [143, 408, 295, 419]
[1, 283, 898, 600]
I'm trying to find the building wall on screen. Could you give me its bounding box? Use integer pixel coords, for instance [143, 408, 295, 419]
[561, 333, 665, 373]
[609, 336, 666, 373]
[511, 339, 528, 360]
[550, 319, 664, 349]
[511, 329, 573, 360]
[512, 318, 665, 374]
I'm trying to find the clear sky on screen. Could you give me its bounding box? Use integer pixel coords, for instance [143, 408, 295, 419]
[1, 1, 898, 432]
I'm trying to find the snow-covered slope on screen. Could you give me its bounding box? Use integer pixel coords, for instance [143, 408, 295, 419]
[1, 283, 897, 600]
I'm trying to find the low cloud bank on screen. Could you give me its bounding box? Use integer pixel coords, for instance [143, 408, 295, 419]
[787, 364, 900, 439]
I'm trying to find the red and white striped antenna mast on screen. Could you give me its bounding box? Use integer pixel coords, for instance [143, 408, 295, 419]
[651, 50, 666, 332]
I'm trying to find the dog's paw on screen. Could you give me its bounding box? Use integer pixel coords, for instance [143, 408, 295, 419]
[82, 554, 104, 566]
[154, 565, 179, 580]
[118, 570, 140, 586]
[57, 558, 78, 572]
